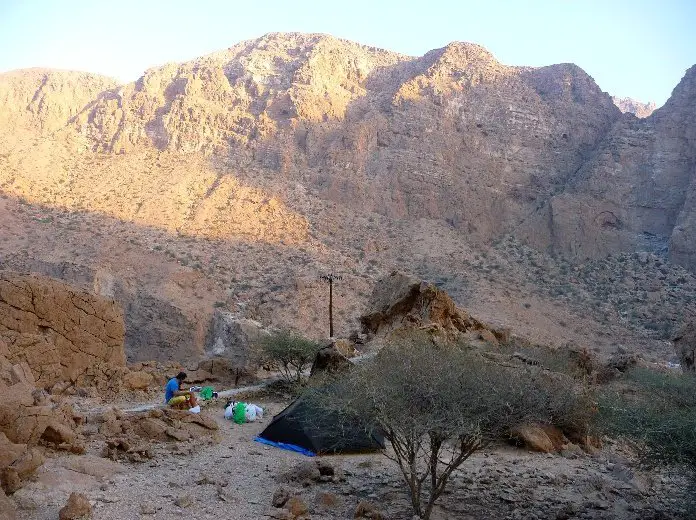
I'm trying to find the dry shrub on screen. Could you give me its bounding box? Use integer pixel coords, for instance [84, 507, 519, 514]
[314, 330, 593, 519]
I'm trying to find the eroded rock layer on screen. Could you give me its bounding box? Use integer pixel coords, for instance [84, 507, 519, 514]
[0, 272, 125, 386]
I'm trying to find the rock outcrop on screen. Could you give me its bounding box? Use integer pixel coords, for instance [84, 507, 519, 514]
[361, 271, 507, 342]
[204, 311, 267, 381]
[0, 272, 125, 387]
[673, 321, 696, 371]
[0, 338, 84, 493]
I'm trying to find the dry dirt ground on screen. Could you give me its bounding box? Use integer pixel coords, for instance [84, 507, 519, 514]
[9, 395, 690, 520]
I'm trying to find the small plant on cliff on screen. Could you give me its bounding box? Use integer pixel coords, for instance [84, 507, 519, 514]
[261, 329, 323, 383]
[314, 331, 593, 520]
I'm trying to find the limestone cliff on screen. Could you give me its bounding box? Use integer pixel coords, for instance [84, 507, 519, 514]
[0, 33, 694, 271]
[611, 96, 657, 118]
[521, 65, 696, 268]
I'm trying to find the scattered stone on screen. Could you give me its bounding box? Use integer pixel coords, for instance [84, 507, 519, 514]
[279, 460, 321, 485]
[139, 502, 157, 515]
[174, 493, 194, 508]
[315, 490, 342, 509]
[272, 486, 290, 508]
[286, 496, 308, 517]
[217, 485, 235, 502]
[354, 500, 384, 519]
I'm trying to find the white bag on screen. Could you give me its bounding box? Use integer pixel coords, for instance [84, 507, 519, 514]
[244, 404, 257, 422]
[189, 405, 201, 414]
[224, 404, 234, 420]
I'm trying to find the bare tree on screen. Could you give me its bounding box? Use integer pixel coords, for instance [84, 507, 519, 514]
[316, 331, 593, 519]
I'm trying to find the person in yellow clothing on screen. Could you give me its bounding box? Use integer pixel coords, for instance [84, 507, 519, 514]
[164, 372, 198, 409]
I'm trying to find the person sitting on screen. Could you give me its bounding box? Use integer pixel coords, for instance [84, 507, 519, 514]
[164, 372, 198, 409]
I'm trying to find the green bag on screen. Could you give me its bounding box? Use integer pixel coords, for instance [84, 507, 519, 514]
[200, 386, 214, 400]
[233, 402, 247, 424]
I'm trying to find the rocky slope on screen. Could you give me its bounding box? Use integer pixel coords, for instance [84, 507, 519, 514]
[0, 32, 694, 363]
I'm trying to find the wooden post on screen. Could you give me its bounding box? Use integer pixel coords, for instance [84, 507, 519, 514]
[320, 273, 342, 339]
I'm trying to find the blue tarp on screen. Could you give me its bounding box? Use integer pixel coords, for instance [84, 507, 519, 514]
[254, 436, 316, 457]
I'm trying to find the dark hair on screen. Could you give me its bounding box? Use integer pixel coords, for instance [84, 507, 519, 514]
[176, 372, 187, 380]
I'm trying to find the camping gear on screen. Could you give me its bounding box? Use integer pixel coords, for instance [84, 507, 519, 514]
[255, 396, 385, 456]
[189, 405, 201, 414]
[245, 404, 263, 422]
[224, 402, 264, 422]
[199, 386, 214, 400]
[233, 402, 247, 424]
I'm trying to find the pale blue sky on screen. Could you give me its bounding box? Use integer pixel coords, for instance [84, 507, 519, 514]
[0, 0, 694, 105]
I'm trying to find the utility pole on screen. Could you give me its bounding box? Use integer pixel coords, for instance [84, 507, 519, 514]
[320, 273, 342, 338]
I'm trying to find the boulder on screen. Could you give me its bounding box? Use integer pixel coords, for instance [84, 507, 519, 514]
[204, 311, 268, 383]
[122, 370, 154, 391]
[272, 487, 290, 508]
[354, 500, 384, 519]
[286, 496, 308, 517]
[510, 424, 563, 453]
[360, 271, 506, 342]
[310, 344, 352, 377]
[59, 492, 92, 520]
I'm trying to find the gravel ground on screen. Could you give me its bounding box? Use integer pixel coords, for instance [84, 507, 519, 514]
[9, 397, 692, 520]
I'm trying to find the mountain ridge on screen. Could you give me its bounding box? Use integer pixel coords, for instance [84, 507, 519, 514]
[2, 33, 694, 268]
[1, 32, 695, 361]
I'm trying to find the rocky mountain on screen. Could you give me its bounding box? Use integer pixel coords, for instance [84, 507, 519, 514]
[0, 32, 695, 361]
[522, 65, 696, 267]
[611, 96, 657, 118]
[1, 33, 694, 265]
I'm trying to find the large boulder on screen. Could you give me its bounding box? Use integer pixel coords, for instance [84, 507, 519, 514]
[203, 311, 268, 380]
[0, 272, 126, 387]
[360, 271, 506, 342]
[59, 492, 92, 520]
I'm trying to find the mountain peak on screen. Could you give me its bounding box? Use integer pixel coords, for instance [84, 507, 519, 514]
[611, 96, 657, 118]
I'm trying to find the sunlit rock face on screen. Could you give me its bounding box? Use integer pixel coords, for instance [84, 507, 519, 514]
[0, 33, 695, 271]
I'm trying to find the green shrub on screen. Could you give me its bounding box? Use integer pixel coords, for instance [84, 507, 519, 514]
[316, 331, 594, 520]
[598, 367, 696, 468]
[260, 330, 323, 383]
